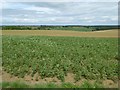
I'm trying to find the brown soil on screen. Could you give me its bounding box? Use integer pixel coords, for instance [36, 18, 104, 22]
[103, 80, 118, 88]
[1, 29, 118, 38]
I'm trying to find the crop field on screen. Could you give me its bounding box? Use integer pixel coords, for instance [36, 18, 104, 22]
[2, 33, 118, 88]
[2, 29, 118, 38]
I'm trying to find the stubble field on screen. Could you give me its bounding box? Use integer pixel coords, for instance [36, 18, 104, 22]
[2, 29, 118, 38]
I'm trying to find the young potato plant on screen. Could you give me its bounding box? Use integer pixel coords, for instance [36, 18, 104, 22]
[2, 36, 118, 81]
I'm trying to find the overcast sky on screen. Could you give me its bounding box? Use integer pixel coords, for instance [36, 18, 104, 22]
[1, 1, 118, 25]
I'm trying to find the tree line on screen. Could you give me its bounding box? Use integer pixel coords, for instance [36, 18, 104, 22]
[1, 25, 119, 31]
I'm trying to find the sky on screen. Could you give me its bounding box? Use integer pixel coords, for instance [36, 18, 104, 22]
[1, 1, 118, 25]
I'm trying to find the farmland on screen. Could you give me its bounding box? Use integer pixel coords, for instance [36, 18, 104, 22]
[2, 31, 118, 88]
[1, 1, 119, 88]
[2, 29, 118, 38]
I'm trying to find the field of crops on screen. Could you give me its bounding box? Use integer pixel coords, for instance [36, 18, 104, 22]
[2, 36, 118, 83]
[2, 29, 118, 38]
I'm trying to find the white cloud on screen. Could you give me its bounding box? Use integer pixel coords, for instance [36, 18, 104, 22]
[97, 20, 107, 22]
[111, 16, 117, 21]
[102, 16, 117, 21]
[23, 14, 29, 17]
[2, 2, 118, 25]
[0, 2, 2, 9]
[102, 16, 110, 18]
[82, 17, 95, 20]
[3, 17, 39, 23]
[87, 20, 93, 23]
[24, 6, 61, 14]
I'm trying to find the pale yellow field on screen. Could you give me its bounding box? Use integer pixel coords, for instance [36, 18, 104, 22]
[1, 29, 118, 38]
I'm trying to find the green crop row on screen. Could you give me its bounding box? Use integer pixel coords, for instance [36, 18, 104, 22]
[2, 36, 118, 81]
